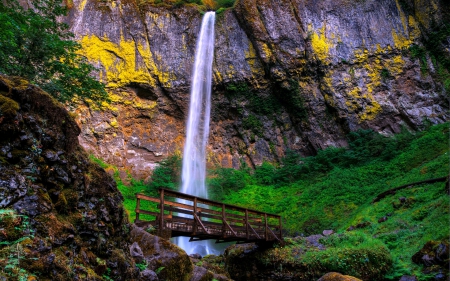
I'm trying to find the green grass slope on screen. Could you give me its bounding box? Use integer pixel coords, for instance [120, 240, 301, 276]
[219, 123, 449, 279]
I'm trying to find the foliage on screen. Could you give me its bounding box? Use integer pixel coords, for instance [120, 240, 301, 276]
[0, 209, 36, 280]
[409, 23, 450, 93]
[277, 79, 308, 120]
[208, 161, 254, 200]
[242, 115, 263, 136]
[220, 123, 449, 279]
[0, 0, 108, 104]
[146, 154, 182, 194]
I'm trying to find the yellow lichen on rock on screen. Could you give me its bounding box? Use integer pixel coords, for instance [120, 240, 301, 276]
[79, 34, 161, 88]
[245, 41, 265, 77]
[345, 87, 382, 122]
[310, 26, 331, 62]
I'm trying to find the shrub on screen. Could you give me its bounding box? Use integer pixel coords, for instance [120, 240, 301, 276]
[147, 155, 182, 194]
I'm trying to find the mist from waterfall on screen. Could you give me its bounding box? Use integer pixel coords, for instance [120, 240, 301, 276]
[174, 11, 216, 256]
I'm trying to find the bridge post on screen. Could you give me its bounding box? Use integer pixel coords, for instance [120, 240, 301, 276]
[222, 204, 226, 237]
[265, 213, 268, 241]
[245, 209, 249, 240]
[135, 196, 140, 222]
[193, 197, 197, 235]
[279, 216, 282, 241]
[159, 189, 164, 231]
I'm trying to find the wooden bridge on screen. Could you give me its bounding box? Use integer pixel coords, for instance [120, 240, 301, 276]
[135, 189, 283, 244]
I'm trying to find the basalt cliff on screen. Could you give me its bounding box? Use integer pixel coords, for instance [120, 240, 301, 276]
[66, 0, 449, 179]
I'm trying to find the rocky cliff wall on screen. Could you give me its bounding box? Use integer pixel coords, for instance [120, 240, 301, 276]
[66, 0, 449, 179]
[0, 75, 139, 280]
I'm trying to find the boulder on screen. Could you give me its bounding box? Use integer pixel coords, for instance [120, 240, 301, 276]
[317, 272, 362, 281]
[130, 226, 193, 281]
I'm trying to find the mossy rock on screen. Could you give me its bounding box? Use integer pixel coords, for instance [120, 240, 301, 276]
[130, 226, 193, 281]
[0, 93, 19, 116]
[318, 272, 362, 281]
[225, 232, 392, 281]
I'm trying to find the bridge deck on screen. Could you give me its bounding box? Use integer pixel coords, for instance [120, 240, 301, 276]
[135, 189, 283, 244]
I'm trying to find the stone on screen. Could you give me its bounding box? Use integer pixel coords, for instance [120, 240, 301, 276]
[140, 269, 159, 281]
[317, 272, 362, 281]
[130, 242, 145, 263]
[323, 230, 334, 236]
[189, 266, 214, 281]
[378, 217, 388, 223]
[399, 275, 418, 281]
[130, 226, 193, 281]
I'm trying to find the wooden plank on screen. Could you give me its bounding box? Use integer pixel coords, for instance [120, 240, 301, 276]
[136, 209, 160, 216]
[160, 189, 165, 231]
[136, 193, 161, 203]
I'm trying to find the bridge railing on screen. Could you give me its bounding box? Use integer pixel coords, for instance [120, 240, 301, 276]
[135, 188, 282, 242]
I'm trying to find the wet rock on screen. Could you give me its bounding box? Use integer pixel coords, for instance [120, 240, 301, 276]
[317, 272, 362, 281]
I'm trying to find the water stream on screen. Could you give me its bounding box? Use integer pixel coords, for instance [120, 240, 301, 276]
[173, 11, 217, 256]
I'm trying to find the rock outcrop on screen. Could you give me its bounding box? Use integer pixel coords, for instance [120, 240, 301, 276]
[223, 233, 392, 281]
[0, 75, 139, 280]
[66, 0, 449, 178]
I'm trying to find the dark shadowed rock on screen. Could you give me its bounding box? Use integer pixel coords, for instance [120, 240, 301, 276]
[399, 275, 418, 281]
[0, 75, 139, 280]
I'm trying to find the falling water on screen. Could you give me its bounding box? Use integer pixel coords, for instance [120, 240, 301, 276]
[174, 11, 216, 256]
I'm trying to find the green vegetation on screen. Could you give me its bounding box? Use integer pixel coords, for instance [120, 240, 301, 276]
[0, 0, 108, 104]
[95, 123, 448, 279]
[217, 122, 449, 279]
[146, 154, 182, 194]
[0, 209, 36, 280]
[409, 23, 450, 93]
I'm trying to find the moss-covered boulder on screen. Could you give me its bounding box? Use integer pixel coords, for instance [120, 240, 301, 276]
[412, 240, 449, 280]
[0, 75, 139, 280]
[130, 226, 193, 281]
[317, 272, 362, 281]
[224, 232, 392, 281]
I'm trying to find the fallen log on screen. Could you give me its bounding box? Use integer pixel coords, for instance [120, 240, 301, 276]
[372, 176, 448, 203]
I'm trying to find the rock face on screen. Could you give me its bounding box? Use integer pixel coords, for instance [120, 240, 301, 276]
[0, 75, 139, 280]
[66, 0, 449, 178]
[412, 240, 449, 280]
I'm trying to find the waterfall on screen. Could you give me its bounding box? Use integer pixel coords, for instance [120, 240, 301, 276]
[174, 11, 216, 256]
